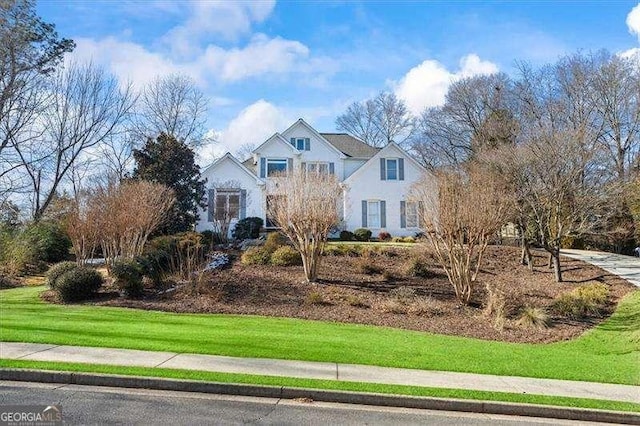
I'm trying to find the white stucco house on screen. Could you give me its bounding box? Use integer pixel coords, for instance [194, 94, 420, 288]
[196, 118, 430, 237]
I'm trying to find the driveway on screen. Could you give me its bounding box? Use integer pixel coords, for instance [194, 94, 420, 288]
[560, 249, 640, 287]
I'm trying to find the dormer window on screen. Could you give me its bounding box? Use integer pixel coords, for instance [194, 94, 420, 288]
[290, 137, 310, 151]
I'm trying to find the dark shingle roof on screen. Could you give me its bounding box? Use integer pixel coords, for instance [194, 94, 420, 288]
[320, 133, 380, 158]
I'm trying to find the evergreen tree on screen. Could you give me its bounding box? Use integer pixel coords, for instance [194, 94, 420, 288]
[132, 133, 206, 234]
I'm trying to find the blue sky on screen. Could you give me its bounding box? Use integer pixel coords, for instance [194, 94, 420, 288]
[38, 1, 640, 161]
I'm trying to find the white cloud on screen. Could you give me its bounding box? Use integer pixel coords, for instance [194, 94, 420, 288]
[393, 54, 498, 115]
[72, 37, 185, 88]
[202, 34, 310, 82]
[199, 100, 292, 164]
[627, 3, 640, 41]
[163, 0, 276, 57]
[620, 47, 640, 59]
[70, 33, 323, 89]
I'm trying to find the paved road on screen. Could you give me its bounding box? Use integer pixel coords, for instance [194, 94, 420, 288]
[0, 381, 599, 426]
[561, 249, 640, 287]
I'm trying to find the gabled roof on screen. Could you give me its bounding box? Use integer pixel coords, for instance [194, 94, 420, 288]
[202, 152, 264, 184]
[253, 132, 300, 155]
[241, 157, 256, 175]
[281, 118, 347, 158]
[343, 141, 429, 184]
[320, 133, 380, 158]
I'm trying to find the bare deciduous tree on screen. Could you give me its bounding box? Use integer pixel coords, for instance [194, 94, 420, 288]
[336, 91, 415, 147]
[412, 165, 511, 305]
[12, 62, 134, 220]
[266, 170, 342, 283]
[410, 73, 514, 170]
[67, 180, 175, 267]
[133, 74, 209, 147]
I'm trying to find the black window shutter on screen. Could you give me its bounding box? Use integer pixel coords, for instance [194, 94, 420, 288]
[380, 158, 386, 180]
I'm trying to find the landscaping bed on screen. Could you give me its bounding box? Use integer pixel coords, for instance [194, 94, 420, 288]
[95, 245, 634, 344]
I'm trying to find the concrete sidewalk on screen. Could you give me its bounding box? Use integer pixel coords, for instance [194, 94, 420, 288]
[561, 249, 640, 287]
[1, 342, 638, 404]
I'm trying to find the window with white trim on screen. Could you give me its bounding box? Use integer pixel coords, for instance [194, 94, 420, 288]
[295, 138, 305, 150]
[215, 189, 240, 221]
[306, 161, 329, 175]
[267, 159, 287, 176]
[386, 159, 398, 180]
[368, 201, 381, 228]
[405, 201, 418, 227]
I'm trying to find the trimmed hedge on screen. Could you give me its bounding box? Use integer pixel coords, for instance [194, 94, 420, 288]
[354, 228, 372, 242]
[270, 246, 302, 266]
[232, 217, 263, 240]
[111, 259, 144, 298]
[46, 261, 78, 289]
[55, 266, 104, 302]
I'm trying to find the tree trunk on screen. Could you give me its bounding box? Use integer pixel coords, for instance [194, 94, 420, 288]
[552, 248, 562, 282]
[520, 239, 533, 271]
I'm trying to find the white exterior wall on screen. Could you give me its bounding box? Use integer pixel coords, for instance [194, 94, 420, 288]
[343, 144, 429, 237]
[343, 158, 367, 180]
[196, 156, 264, 233]
[281, 122, 345, 179]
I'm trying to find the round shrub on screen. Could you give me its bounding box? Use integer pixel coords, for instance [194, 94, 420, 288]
[402, 236, 416, 243]
[270, 246, 302, 266]
[264, 232, 287, 252]
[111, 259, 144, 298]
[46, 261, 78, 289]
[232, 217, 263, 240]
[339, 230, 355, 241]
[354, 228, 372, 242]
[55, 266, 104, 302]
[241, 247, 272, 265]
[378, 231, 391, 241]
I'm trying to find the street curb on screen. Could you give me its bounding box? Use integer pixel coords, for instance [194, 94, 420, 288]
[1, 368, 638, 425]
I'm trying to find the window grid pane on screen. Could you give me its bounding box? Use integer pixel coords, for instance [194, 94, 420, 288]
[386, 159, 397, 180]
[267, 160, 287, 176]
[406, 202, 418, 227]
[368, 201, 380, 228]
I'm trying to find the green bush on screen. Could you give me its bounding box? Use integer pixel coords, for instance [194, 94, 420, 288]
[354, 228, 372, 242]
[46, 261, 78, 289]
[241, 247, 272, 265]
[323, 244, 363, 257]
[232, 217, 263, 240]
[552, 283, 610, 319]
[339, 230, 355, 241]
[55, 266, 104, 302]
[270, 246, 302, 266]
[111, 259, 144, 298]
[24, 221, 71, 263]
[264, 232, 287, 252]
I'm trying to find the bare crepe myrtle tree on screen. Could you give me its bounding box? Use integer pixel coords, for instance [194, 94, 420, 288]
[66, 180, 175, 268]
[266, 170, 342, 283]
[411, 165, 512, 305]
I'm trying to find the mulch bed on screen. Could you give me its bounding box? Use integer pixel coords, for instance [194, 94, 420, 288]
[96, 245, 635, 344]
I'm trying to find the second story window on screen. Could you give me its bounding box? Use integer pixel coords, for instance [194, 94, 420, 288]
[386, 159, 398, 180]
[296, 138, 305, 150]
[306, 162, 329, 175]
[290, 137, 310, 151]
[267, 159, 288, 176]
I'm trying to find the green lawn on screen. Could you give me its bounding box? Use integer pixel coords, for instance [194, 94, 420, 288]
[2, 359, 639, 413]
[1, 286, 639, 385]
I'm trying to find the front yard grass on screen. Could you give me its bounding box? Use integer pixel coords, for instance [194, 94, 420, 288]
[0, 286, 638, 385]
[1, 359, 639, 413]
